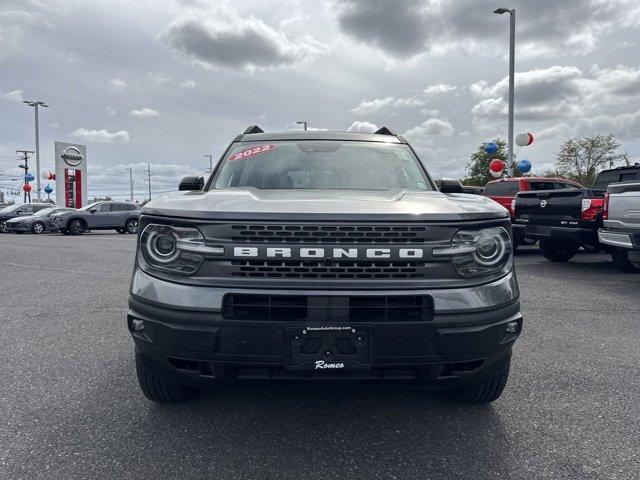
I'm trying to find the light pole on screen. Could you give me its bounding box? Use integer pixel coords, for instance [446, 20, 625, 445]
[296, 121, 308, 131]
[493, 7, 515, 177]
[204, 154, 213, 173]
[127, 168, 134, 202]
[23, 100, 49, 201]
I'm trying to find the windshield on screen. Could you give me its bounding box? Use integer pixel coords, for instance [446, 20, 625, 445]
[0, 204, 20, 213]
[79, 202, 100, 211]
[211, 141, 433, 191]
[34, 207, 62, 216]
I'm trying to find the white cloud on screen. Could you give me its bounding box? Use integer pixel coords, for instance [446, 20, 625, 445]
[105, 106, 116, 116]
[403, 118, 454, 147]
[71, 128, 130, 144]
[129, 108, 160, 118]
[423, 83, 456, 95]
[161, 2, 328, 72]
[347, 121, 379, 133]
[149, 72, 173, 83]
[179, 79, 196, 88]
[576, 111, 640, 140]
[351, 96, 425, 115]
[536, 123, 573, 141]
[2, 89, 24, 102]
[109, 78, 127, 92]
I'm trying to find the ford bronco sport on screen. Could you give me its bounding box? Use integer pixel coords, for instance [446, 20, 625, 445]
[128, 127, 522, 404]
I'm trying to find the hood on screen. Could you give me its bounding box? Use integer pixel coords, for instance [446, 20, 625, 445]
[5, 216, 28, 224]
[142, 189, 509, 222]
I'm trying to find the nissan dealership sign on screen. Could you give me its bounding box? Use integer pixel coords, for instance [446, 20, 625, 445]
[55, 142, 87, 208]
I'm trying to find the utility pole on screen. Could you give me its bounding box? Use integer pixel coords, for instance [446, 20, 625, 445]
[23, 100, 49, 200]
[127, 168, 134, 202]
[16, 150, 34, 203]
[204, 154, 213, 173]
[146, 163, 152, 202]
[493, 8, 515, 177]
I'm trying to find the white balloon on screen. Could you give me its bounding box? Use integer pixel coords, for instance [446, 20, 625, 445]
[515, 133, 530, 146]
[41, 171, 49, 179]
[490, 170, 502, 178]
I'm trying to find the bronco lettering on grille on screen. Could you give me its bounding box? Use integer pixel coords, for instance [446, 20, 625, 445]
[233, 247, 424, 259]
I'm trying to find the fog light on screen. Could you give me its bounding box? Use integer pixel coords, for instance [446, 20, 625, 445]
[505, 320, 519, 334]
[131, 318, 145, 331]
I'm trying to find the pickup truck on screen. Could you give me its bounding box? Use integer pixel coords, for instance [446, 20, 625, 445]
[127, 126, 522, 405]
[513, 165, 640, 262]
[598, 181, 640, 272]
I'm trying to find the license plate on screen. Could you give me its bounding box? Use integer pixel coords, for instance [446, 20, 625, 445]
[285, 325, 371, 370]
[525, 225, 551, 236]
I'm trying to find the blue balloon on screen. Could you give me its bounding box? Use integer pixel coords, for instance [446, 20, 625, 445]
[44, 184, 53, 194]
[517, 159, 532, 173]
[484, 142, 498, 155]
[25, 173, 35, 182]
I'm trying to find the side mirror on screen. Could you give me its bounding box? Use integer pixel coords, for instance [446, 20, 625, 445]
[16, 210, 23, 215]
[179, 176, 204, 191]
[437, 178, 464, 194]
[89, 209, 97, 213]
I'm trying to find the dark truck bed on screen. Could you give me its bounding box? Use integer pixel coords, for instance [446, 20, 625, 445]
[513, 165, 640, 261]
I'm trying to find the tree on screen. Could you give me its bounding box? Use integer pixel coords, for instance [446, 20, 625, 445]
[556, 134, 629, 187]
[463, 139, 509, 186]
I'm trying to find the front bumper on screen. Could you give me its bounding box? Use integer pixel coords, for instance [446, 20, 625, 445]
[129, 269, 521, 386]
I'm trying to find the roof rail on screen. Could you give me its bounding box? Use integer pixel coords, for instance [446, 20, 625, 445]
[243, 125, 264, 134]
[373, 126, 397, 136]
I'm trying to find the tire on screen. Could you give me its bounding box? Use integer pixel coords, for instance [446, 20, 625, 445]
[0, 222, 8, 234]
[512, 235, 521, 252]
[125, 218, 139, 234]
[539, 239, 579, 262]
[451, 359, 511, 404]
[68, 219, 85, 236]
[136, 359, 189, 403]
[611, 248, 640, 273]
[31, 222, 45, 234]
[60, 228, 70, 235]
[116, 228, 127, 234]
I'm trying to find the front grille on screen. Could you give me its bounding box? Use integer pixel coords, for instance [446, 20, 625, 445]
[229, 260, 428, 279]
[229, 224, 428, 243]
[222, 294, 433, 322]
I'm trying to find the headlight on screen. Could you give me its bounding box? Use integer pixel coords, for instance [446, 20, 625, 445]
[140, 224, 224, 275]
[433, 226, 512, 277]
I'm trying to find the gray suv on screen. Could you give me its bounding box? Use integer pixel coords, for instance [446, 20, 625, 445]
[52, 201, 140, 235]
[128, 127, 522, 405]
[0, 203, 54, 233]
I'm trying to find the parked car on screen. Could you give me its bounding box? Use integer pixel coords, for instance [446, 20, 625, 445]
[598, 181, 640, 272]
[128, 126, 522, 404]
[0, 203, 54, 233]
[51, 201, 141, 235]
[513, 164, 640, 262]
[484, 177, 583, 249]
[5, 206, 75, 234]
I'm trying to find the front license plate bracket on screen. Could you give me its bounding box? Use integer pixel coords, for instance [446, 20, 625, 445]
[286, 325, 371, 370]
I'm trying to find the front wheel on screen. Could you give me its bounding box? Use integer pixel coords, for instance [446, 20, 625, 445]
[450, 359, 511, 404]
[68, 219, 85, 236]
[125, 219, 138, 234]
[0, 222, 8, 233]
[612, 248, 640, 273]
[539, 239, 579, 262]
[136, 359, 190, 403]
[31, 222, 45, 234]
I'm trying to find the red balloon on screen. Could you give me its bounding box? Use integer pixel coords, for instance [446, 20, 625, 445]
[22, 184, 32, 192]
[527, 133, 534, 145]
[489, 159, 505, 173]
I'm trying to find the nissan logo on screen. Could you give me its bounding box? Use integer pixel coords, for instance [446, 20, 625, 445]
[61, 146, 83, 167]
[540, 200, 547, 208]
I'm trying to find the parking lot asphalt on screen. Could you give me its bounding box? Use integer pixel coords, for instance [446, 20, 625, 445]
[1, 232, 639, 480]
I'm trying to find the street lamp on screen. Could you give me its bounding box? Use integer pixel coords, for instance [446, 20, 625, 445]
[296, 121, 308, 131]
[23, 100, 49, 201]
[493, 7, 515, 177]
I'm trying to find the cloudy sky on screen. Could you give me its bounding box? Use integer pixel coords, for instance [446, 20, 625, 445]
[1, 0, 640, 202]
